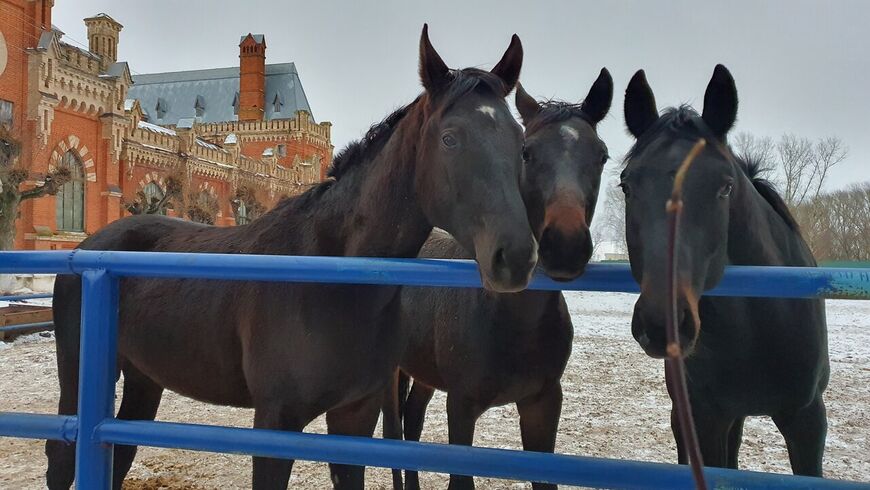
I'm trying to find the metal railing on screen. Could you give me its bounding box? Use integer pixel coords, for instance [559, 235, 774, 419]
[0, 250, 868, 489]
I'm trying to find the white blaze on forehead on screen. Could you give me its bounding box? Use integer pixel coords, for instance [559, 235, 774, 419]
[476, 105, 497, 120]
[560, 125, 580, 141]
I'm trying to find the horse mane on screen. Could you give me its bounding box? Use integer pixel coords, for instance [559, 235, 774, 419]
[327, 68, 506, 182]
[625, 105, 716, 161]
[327, 99, 420, 181]
[438, 68, 508, 111]
[625, 106, 799, 231]
[524, 100, 594, 135]
[261, 68, 507, 218]
[735, 157, 800, 231]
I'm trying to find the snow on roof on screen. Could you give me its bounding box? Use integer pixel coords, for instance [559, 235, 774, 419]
[195, 138, 224, 152]
[224, 133, 238, 145]
[137, 120, 177, 137]
[262, 148, 274, 157]
[124, 99, 136, 111]
[59, 41, 101, 60]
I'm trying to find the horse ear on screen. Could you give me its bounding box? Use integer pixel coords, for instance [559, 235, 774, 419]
[419, 24, 450, 92]
[624, 69, 658, 138]
[702, 64, 738, 137]
[491, 34, 523, 95]
[515, 82, 540, 125]
[580, 67, 614, 125]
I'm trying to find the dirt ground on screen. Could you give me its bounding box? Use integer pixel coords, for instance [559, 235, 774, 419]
[1, 292, 868, 489]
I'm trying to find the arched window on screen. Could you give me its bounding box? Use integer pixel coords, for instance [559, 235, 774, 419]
[143, 181, 165, 215]
[235, 201, 248, 225]
[56, 150, 84, 232]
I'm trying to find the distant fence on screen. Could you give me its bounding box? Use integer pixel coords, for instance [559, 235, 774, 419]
[0, 250, 868, 489]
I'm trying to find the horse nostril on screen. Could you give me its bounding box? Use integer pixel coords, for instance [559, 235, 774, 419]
[492, 247, 507, 271]
[539, 227, 555, 255]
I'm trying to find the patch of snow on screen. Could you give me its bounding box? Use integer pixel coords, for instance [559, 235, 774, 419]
[123, 99, 136, 111]
[224, 133, 238, 145]
[137, 120, 177, 137]
[262, 148, 274, 157]
[6, 331, 54, 345]
[137, 143, 174, 153]
[195, 139, 225, 152]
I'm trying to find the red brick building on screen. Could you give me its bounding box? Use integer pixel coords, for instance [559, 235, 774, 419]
[0, 1, 333, 250]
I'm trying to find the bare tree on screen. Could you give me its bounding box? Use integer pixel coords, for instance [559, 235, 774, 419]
[230, 185, 266, 225]
[186, 190, 219, 225]
[0, 127, 72, 251]
[593, 168, 627, 255]
[808, 137, 849, 201]
[776, 134, 815, 207]
[124, 175, 183, 216]
[732, 132, 775, 165]
[795, 182, 869, 262]
[730, 132, 848, 208]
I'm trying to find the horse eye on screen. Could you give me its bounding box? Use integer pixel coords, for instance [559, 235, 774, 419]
[600, 154, 609, 165]
[719, 182, 733, 198]
[441, 133, 458, 148]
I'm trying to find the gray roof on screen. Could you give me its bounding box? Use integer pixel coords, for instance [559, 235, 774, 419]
[105, 62, 130, 78]
[240, 34, 265, 45]
[127, 63, 313, 125]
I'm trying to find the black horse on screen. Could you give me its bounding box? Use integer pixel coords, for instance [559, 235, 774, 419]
[621, 65, 829, 475]
[384, 69, 613, 490]
[46, 26, 538, 490]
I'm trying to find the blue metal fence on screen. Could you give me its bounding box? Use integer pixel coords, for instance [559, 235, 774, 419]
[1, 249, 868, 489]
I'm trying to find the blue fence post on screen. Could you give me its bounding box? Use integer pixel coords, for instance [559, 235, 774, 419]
[75, 269, 119, 490]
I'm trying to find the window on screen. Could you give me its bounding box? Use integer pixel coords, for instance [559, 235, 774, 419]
[276, 144, 286, 157]
[232, 92, 240, 116]
[56, 151, 84, 232]
[0, 99, 12, 128]
[143, 181, 165, 215]
[195, 95, 206, 118]
[155, 98, 168, 119]
[235, 201, 248, 225]
[272, 93, 284, 113]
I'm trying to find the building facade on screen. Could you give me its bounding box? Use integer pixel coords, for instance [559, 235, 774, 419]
[0, 1, 332, 250]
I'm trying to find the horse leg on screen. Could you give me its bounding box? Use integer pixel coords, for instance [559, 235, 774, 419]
[326, 393, 382, 490]
[691, 407, 731, 468]
[670, 408, 687, 465]
[446, 393, 486, 490]
[726, 417, 745, 469]
[772, 395, 826, 476]
[403, 380, 435, 490]
[251, 404, 305, 490]
[381, 369, 408, 490]
[517, 381, 562, 490]
[45, 343, 80, 490]
[111, 367, 164, 489]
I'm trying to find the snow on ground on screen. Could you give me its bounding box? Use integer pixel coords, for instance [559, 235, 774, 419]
[1, 292, 868, 489]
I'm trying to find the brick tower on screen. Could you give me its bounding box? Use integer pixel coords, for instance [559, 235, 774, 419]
[84, 13, 123, 72]
[238, 33, 266, 121]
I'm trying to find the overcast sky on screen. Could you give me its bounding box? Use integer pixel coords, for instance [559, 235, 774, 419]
[54, 0, 868, 193]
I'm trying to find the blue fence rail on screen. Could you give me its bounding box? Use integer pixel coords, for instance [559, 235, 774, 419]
[1, 250, 868, 490]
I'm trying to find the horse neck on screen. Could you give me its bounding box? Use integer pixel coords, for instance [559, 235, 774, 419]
[250, 105, 432, 258]
[495, 290, 562, 329]
[726, 171, 814, 267]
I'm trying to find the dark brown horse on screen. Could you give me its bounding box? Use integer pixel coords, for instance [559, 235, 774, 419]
[383, 69, 613, 490]
[621, 65, 829, 475]
[46, 26, 538, 490]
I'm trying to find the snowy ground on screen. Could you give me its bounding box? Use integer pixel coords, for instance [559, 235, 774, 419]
[1, 292, 868, 489]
